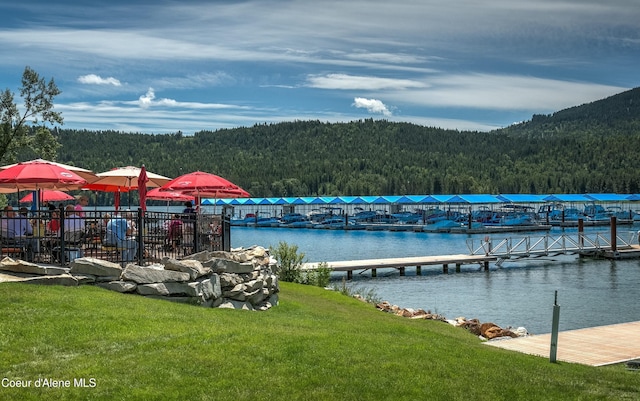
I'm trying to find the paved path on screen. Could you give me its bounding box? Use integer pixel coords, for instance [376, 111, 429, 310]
[484, 321, 640, 366]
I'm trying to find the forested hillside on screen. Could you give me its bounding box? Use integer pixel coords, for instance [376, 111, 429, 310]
[51, 87, 640, 197]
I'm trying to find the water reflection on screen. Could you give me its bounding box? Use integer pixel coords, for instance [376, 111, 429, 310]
[232, 225, 640, 334]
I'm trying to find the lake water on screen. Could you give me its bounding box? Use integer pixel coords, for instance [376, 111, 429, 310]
[231, 224, 640, 335]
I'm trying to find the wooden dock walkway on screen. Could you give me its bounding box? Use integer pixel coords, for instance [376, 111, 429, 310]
[484, 321, 640, 366]
[302, 254, 497, 279]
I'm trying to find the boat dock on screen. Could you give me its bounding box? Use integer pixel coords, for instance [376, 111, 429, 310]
[303, 231, 640, 279]
[302, 254, 496, 280]
[484, 321, 640, 366]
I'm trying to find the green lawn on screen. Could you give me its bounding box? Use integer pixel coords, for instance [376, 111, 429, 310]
[0, 282, 638, 400]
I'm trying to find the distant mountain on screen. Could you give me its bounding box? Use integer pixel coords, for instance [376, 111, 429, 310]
[42, 86, 640, 197]
[496, 86, 640, 137]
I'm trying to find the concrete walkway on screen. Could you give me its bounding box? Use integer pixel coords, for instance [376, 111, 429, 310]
[484, 321, 640, 366]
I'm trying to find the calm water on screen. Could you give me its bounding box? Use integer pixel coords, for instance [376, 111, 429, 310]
[231, 225, 640, 334]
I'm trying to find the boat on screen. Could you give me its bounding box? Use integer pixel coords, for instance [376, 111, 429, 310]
[390, 210, 422, 224]
[230, 213, 257, 226]
[279, 213, 311, 228]
[583, 203, 612, 221]
[246, 213, 281, 227]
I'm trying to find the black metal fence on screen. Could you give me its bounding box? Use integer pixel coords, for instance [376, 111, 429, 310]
[0, 208, 230, 266]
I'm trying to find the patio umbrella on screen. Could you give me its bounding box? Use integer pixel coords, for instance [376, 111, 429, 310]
[0, 160, 87, 191]
[90, 166, 171, 189]
[19, 189, 74, 204]
[159, 171, 249, 198]
[138, 165, 149, 212]
[158, 171, 249, 211]
[86, 166, 171, 208]
[146, 187, 195, 213]
[1, 158, 98, 183]
[146, 187, 195, 202]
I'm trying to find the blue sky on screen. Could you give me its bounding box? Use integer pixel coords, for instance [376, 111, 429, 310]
[1, 0, 638, 134]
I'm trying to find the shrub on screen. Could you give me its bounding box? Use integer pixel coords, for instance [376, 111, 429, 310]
[301, 262, 332, 288]
[271, 242, 332, 288]
[271, 241, 306, 283]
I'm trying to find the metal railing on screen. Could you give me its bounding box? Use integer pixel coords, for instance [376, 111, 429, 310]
[0, 208, 230, 266]
[467, 231, 637, 265]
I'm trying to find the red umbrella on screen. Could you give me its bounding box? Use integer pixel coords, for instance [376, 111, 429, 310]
[1, 158, 98, 183]
[158, 171, 249, 211]
[159, 171, 249, 197]
[19, 189, 74, 204]
[138, 165, 149, 212]
[0, 160, 87, 190]
[146, 187, 195, 202]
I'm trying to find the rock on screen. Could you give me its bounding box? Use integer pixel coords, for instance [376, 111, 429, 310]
[484, 326, 505, 339]
[480, 322, 500, 337]
[0, 258, 69, 276]
[513, 327, 529, 337]
[96, 280, 137, 293]
[136, 282, 199, 297]
[21, 274, 79, 286]
[162, 257, 212, 280]
[245, 288, 265, 306]
[70, 257, 123, 277]
[211, 258, 255, 274]
[218, 299, 255, 311]
[219, 272, 244, 289]
[223, 283, 247, 301]
[197, 275, 222, 300]
[244, 279, 264, 293]
[121, 264, 191, 284]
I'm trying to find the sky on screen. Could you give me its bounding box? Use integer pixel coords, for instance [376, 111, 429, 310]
[0, 0, 638, 134]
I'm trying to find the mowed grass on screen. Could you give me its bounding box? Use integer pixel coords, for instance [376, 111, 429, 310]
[0, 283, 638, 400]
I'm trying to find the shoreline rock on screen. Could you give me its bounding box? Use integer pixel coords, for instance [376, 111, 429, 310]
[373, 299, 529, 339]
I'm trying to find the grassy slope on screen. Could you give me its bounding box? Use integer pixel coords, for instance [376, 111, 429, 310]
[0, 283, 638, 401]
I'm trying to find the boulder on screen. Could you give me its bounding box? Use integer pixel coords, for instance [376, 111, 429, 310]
[211, 258, 255, 274]
[136, 282, 199, 297]
[162, 257, 212, 280]
[96, 280, 137, 293]
[219, 272, 244, 289]
[121, 264, 191, 284]
[484, 326, 505, 339]
[21, 274, 79, 286]
[197, 275, 222, 300]
[480, 322, 500, 337]
[218, 299, 255, 311]
[0, 258, 69, 276]
[70, 257, 123, 277]
[223, 283, 246, 301]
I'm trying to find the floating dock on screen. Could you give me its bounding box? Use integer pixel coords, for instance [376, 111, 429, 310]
[485, 321, 640, 366]
[302, 254, 497, 280]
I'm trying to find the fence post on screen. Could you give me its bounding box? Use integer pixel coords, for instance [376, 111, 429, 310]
[193, 214, 199, 253]
[550, 290, 561, 363]
[136, 208, 144, 263]
[59, 209, 66, 266]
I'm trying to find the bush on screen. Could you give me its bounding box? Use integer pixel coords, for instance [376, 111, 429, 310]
[271, 241, 305, 283]
[271, 242, 332, 288]
[301, 262, 332, 288]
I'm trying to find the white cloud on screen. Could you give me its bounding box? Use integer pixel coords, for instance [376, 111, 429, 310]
[77, 74, 121, 86]
[353, 97, 392, 116]
[308, 74, 426, 90]
[138, 88, 156, 108]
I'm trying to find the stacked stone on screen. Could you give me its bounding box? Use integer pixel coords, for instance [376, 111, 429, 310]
[0, 245, 279, 311]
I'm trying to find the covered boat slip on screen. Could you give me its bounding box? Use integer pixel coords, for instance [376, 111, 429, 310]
[214, 193, 640, 230]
